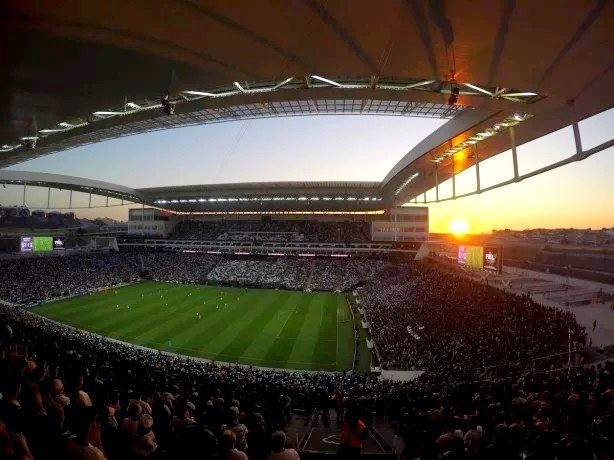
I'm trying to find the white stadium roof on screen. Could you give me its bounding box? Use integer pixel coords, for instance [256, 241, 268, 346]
[1, 0, 612, 211]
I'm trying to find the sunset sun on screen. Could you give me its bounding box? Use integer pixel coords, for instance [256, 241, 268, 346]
[449, 219, 469, 236]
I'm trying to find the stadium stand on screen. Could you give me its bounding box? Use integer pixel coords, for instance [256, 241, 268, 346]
[0, 252, 611, 460]
[171, 220, 371, 243]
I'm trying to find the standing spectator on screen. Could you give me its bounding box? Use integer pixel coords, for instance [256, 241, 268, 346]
[269, 431, 299, 460]
[337, 409, 367, 459]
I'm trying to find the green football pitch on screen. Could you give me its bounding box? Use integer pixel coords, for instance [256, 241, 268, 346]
[33, 281, 354, 372]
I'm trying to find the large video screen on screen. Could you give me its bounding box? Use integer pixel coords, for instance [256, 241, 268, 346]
[20, 236, 33, 252]
[53, 236, 66, 250]
[33, 236, 53, 253]
[457, 245, 467, 265]
[466, 245, 484, 270]
[483, 246, 502, 273]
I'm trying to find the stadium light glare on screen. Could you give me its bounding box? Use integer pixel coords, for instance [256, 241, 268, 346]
[462, 82, 493, 96]
[395, 172, 420, 195]
[182, 90, 216, 97]
[430, 113, 533, 164]
[310, 75, 342, 87]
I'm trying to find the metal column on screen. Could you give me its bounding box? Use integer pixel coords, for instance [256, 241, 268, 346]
[435, 164, 439, 202]
[510, 126, 519, 180]
[572, 121, 583, 157]
[451, 156, 456, 198]
[47, 187, 51, 208]
[69, 190, 72, 208]
[474, 145, 481, 192]
[22, 183, 26, 206]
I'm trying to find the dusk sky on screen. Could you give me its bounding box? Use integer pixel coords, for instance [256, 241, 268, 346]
[2, 108, 612, 234]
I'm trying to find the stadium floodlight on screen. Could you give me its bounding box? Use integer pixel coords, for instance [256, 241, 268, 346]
[93, 111, 124, 116]
[331, 254, 349, 257]
[505, 92, 538, 97]
[182, 90, 216, 97]
[310, 75, 342, 87]
[395, 172, 420, 195]
[272, 77, 295, 90]
[298, 197, 307, 201]
[298, 253, 316, 257]
[207, 250, 221, 254]
[268, 253, 285, 256]
[428, 113, 533, 165]
[462, 82, 493, 96]
[402, 80, 436, 90]
[198, 198, 206, 202]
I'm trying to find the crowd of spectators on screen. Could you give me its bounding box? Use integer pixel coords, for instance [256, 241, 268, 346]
[206, 258, 312, 290]
[359, 263, 588, 372]
[0, 253, 388, 304]
[309, 259, 386, 291]
[0, 302, 611, 459]
[0, 253, 611, 459]
[170, 220, 371, 243]
[0, 253, 221, 305]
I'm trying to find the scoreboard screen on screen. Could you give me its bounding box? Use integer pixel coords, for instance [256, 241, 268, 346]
[483, 246, 502, 273]
[466, 245, 484, 270]
[33, 236, 53, 252]
[53, 236, 66, 250]
[20, 236, 33, 252]
[457, 245, 467, 265]
[457, 244, 503, 273]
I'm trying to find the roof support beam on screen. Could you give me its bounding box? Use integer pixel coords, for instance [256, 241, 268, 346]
[451, 155, 456, 198]
[509, 126, 519, 180]
[474, 145, 481, 193]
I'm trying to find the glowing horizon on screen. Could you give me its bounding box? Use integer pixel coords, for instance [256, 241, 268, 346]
[1, 110, 612, 234]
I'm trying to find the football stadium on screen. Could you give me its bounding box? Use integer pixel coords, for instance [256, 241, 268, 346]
[1, 1, 613, 459]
